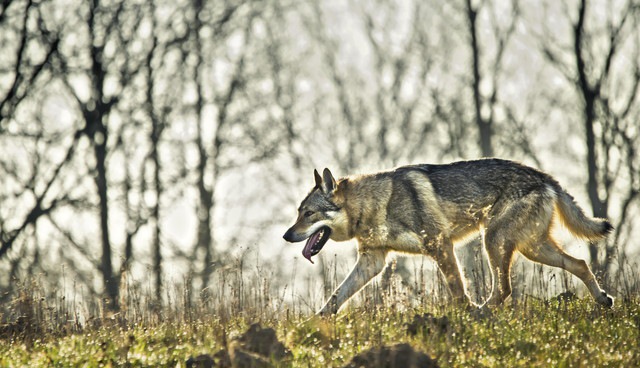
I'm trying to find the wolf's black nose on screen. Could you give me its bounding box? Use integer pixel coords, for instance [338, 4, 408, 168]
[283, 228, 294, 242]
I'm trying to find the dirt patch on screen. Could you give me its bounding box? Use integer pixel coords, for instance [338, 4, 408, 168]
[342, 343, 438, 368]
[405, 313, 450, 336]
[186, 323, 291, 368]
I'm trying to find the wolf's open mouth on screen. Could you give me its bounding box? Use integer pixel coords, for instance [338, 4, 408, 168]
[302, 226, 331, 264]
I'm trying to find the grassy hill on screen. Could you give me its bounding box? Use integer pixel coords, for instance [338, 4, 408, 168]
[1, 288, 639, 367]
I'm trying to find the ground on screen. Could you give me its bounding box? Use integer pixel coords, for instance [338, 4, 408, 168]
[1, 295, 639, 367]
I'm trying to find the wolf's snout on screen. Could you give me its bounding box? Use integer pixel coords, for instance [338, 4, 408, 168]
[283, 228, 297, 242]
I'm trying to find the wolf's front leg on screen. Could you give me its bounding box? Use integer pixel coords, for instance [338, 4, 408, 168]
[318, 250, 387, 316]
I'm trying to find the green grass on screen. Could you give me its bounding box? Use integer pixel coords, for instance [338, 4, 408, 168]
[2, 260, 639, 367]
[2, 296, 639, 367]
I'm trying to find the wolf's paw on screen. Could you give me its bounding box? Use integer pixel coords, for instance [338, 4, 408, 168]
[597, 292, 614, 308]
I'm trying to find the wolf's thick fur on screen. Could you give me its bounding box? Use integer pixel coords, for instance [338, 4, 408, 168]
[283, 159, 613, 315]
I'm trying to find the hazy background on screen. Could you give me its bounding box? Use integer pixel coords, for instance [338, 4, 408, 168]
[1, 0, 639, 314]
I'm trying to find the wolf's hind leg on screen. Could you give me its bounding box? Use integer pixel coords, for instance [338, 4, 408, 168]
[317, 249, 387, 315]
[484, 191, 552, 307]
[519, 238, 613, 307]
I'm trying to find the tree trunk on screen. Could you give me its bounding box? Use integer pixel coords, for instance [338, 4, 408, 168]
[573, 0, 609, 276]
[466, 0, 493, 158]
[150, 133, 162, 302]
[93, 122, 118, 309]
[147, 17, 163, 303]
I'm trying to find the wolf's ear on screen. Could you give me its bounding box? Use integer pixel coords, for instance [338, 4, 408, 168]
[322, 168, 336, 193]
[314, 169, 323, 189]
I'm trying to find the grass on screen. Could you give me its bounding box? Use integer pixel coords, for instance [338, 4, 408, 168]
[1, 262, 640, 367]
[1, 297, 639, 367]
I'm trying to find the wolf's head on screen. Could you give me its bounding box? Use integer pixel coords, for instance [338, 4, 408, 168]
[283, 168, 349, 264]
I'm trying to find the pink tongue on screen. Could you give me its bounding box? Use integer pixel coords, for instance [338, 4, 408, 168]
[302, 231, 321, 264]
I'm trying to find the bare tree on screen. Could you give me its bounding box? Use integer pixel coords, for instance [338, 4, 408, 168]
[53, 0, 160, 309]
[0, 0, 59, 126]
[0, 0, 67, 290]
[539, 0, 640, 277]
[187, 0, 260, 290]
[144, 0, 164, 303]
[464, 0, 520, 158]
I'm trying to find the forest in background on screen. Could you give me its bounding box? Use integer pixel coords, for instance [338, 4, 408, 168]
[1, 0, 639, 316]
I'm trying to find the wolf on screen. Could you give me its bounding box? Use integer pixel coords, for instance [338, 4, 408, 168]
[283, 159, 614, 315]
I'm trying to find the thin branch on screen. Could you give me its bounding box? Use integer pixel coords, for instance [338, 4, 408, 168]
[0, 131, 81, 259]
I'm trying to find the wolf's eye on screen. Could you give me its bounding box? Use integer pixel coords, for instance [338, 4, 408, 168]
[304, 210, 314, 217]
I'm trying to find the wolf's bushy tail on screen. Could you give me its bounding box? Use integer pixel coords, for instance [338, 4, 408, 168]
[553, 189, 613, 241]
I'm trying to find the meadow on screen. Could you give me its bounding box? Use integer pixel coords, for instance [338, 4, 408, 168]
[1, 263, 639, 367]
